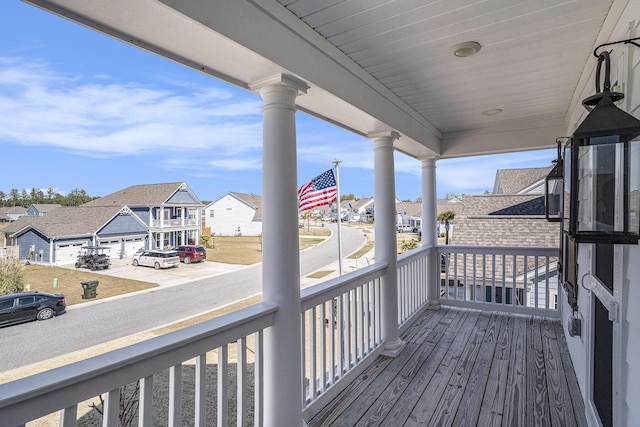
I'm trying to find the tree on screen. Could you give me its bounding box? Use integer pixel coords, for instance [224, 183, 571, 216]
[437, 210, 456, 245]
[65, 188, 92, 206]
[340, 193, 357, 202]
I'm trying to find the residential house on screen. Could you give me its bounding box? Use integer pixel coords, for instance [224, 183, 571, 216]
[25, 203, 61, 217]
[0, 206, 27, 223]
[345, 197, 374, 222]
[3, 205, 148, 264]
[204, 192, 262, 236]
[3, 182, 203, 264]
[2, 2, 639, 427]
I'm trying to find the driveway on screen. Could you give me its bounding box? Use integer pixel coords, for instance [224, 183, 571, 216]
[71, 256, 248, 287]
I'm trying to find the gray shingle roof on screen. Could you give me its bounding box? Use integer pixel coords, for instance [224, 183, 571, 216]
[83, 182, 192, 207]
[461, 194, 545, 216]
[494, 166, 553, 194]
[30, 204, 61, 213]
[450, 194, 560, 247]
[3, 206, 124, 238]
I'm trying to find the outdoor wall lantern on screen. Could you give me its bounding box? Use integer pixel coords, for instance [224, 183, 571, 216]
[544, 138, 566, 222]
[563, 50, 640, 244]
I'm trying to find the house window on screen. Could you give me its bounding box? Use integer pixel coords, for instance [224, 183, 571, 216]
[210, 210, 215, 218]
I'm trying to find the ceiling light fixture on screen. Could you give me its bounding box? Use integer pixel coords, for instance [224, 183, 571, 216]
[482, 108, 502, 116]
[449, 41, 481, 57]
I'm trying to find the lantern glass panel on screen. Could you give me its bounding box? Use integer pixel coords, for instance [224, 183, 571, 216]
[631, 139, 640, 234]
[563, 145, 572, 235]
[575, 136, 621, 234]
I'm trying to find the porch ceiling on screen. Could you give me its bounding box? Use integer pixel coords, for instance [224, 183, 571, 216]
[25, 0, 620, 159]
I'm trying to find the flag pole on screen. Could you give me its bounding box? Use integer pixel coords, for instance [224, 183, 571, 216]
[332, 159, 343, 275]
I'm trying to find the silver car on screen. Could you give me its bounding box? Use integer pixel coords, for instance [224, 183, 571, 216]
[132, 250, 180, 270]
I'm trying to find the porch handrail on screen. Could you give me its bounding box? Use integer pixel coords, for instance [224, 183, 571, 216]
[0, 302, 277, 427]
[437, 245, 560, 317]
[300, 262, 387, 310]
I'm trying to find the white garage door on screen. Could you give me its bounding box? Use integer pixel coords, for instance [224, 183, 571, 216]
[123, 237, 145, 258]
[55, 242, 84, 265]
[98, 240, 120, 258]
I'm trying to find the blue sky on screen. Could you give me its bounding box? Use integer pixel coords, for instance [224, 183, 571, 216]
[1, 2, 555, 202]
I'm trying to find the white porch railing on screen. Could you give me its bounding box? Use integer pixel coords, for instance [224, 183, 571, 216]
[0, 245, 558, 426]
[150, 218, 198, 228]
[300, 263, 387, 418]
[0, 303, 277, 427]
[437, 245, 560, 317]
[301, 246, 433, 419]
[397, 246, 431, 327]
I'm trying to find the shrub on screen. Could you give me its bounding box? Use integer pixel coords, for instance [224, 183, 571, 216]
[0, 259, 25, 295]
[401, 240, 419, 252]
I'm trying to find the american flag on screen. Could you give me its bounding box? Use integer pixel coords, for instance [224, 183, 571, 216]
[298, 168, 337, 212]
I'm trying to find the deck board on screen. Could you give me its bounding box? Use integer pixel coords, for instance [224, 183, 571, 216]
[307, 307, 587, 427]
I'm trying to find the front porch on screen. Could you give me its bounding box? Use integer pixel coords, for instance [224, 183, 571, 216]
[308, 307, 585, 427]
[0, 244, 580, 426]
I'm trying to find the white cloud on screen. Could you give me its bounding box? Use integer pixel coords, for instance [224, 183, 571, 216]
[0, 55, 264, 157]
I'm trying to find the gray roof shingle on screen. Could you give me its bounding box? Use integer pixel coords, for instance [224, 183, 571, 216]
[83, 182, 194, 207]
[494, 166, 553, 194]
[3, 206, 125, 238]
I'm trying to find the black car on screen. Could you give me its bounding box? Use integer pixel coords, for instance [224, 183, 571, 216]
[0, 292, 66, 327]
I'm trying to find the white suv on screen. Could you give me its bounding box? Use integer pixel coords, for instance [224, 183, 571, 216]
[397, 224, 413, 233]
[132, 250, 180, 270]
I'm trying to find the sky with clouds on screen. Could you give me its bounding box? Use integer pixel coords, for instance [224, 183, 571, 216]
[1, 2, 555, 202]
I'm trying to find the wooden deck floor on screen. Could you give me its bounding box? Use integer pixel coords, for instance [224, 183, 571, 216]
[308, 307, 586, 427]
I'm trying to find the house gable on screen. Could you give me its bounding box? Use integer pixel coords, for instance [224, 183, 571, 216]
[98, 210, 149, 237]
[166, 187, 201, 205]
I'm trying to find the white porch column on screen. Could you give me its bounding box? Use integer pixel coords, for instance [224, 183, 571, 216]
[251, 74, 308, 427]
[372, 131, 406, 357]
[421, 157, 441, 309]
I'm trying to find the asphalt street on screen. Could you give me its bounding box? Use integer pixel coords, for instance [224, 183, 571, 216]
[0, 224, 367, 373]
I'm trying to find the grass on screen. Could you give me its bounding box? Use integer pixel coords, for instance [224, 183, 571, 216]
[306, 270, 334, 279]
[206, 233, 326, 265]
[23, 265, 158, 306]
[17, 228, 331, 306]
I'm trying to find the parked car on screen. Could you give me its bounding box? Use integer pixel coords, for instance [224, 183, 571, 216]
[132, 249, 180, 270]
[177, 245, 207, 264]
[397, 224, 413, 233]
[0, 292, 66, 327]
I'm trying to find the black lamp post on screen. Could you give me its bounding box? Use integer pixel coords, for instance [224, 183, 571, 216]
[563, 51, 640, 244]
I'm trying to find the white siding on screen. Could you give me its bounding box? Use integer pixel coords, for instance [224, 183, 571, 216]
[562, 3, 640, 426]
[205, 195, 262, 236]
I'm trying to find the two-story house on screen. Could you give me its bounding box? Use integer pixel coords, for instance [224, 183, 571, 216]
[3, 182, 203, 264]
